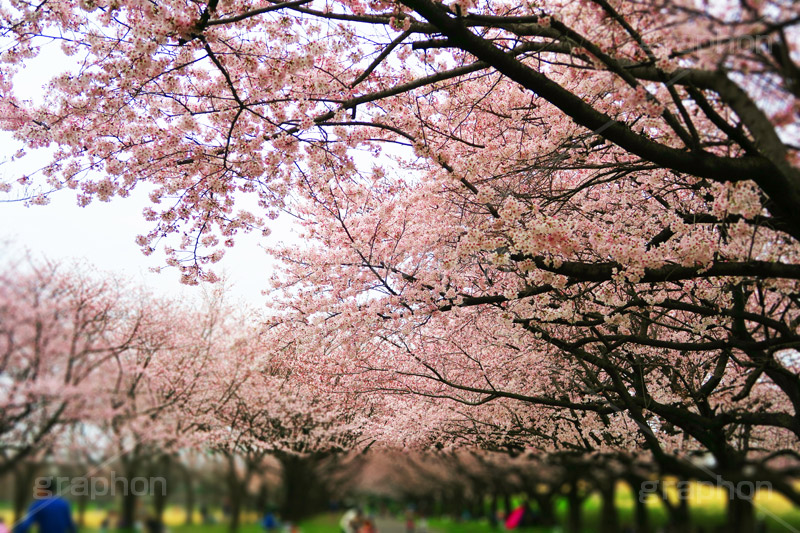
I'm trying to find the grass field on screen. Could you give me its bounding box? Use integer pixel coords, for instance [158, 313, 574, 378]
[0, 508, 340, 533]
[2, 482, 800, 532]
[431, 482, 800, 533]
[164, 516, 339, 533]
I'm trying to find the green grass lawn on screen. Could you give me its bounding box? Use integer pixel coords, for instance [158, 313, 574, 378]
[106, 514, 337, 533]
[430, 484, 800, 533]
[168, 525, 263, 533]
[3, 485, 800, 533]
[61, 513, 339, 533]
[296, 513, 342, 533]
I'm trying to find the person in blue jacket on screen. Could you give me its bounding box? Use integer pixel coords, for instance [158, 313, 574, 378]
[15, 477, 77, 533]
[261, 509, 279, 532]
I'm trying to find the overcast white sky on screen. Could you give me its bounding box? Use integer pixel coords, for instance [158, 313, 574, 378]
[0, 188, 280, 304]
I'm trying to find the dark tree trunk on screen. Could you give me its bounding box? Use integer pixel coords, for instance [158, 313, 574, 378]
[64, 464, 89, 527]
[727, 489, 756, 533]
[255, 482, 268, 515]
[678, 491, 690, 530]
[280, 455, 304, 522]
[183, 465, 195, 525]
[278, 454, 319, 522]
[12, 462, 38, 523]
[470, 492, 483, 519]
[278, 453, 326, 523]
[151, 455, 170, 524]
[446, 488, 455, 518]
[489, 492, 499, 528]
[661, 481, 690, 533]
[634, 486, 650, 533]
[120, 489, 138, 531]
[226, 454, 244, 533]
[77, 493, 89, 527]
[228, 492, 242, 533]
[598, 477, 619, 533]
[565, 481, 583, 533]
[502, 492, 512, 519]
[436, 490, 447, 517]
[622, 473, 651, 533]
[119, 453, 142, 531]
[532, 491, 555, 526]
[453, 486, 465, 519]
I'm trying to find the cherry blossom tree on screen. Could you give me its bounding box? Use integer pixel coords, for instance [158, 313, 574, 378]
[187, 317, 373, 524]
[0, 254, 253, 527]
[91, 287, 252, 529]
[0, 257, 144, 477]
[2, 1, 800, 531]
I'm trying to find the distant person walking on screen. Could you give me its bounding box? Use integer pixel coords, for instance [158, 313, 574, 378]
[14, 477, 77, 533]
[404, 508, 415, 533]
[200, 504, 213, 524]
[417, 512, 428, 533]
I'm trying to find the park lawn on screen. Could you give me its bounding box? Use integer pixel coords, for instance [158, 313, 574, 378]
[144, 513, 337, 533]
[76, 512, 333, 533]
[432, 482, 800, 533]
[428, 517, 554, 533]
[169, 525, 263, 533]
[297, 513, 342, 533]
[579, 481, 800, 532]
[3, 492, 800, 532]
